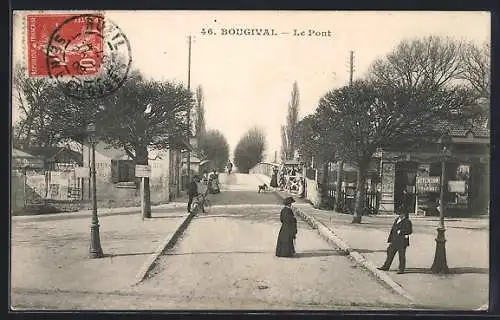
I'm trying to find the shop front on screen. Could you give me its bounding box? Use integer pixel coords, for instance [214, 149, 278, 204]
[378, 141, 489, 216]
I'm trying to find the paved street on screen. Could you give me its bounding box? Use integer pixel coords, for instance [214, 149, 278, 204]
[11, 173, 488, 310]
[126, 173, 410, 309]
[252, 173, 489, 310]
[11, 208, 188, 309]
[132, 207, 408, 309]
[11, 173, 412, 310]
[300, 205, 489, 310]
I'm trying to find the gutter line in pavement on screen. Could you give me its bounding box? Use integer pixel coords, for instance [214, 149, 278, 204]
[133, 210, 197, 286]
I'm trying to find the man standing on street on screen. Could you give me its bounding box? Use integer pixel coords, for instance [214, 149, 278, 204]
[377, 210, 413, 274]
[187, 175, 200, 213]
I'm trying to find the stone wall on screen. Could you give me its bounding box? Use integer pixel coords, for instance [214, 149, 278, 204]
[81, 143, 172, 205]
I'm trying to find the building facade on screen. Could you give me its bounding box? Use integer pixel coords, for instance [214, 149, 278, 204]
[81, 141, 186, 205]
[377, 127, 489, 216]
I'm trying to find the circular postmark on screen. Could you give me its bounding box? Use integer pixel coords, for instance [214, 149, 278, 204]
[45, 14, 132, 99]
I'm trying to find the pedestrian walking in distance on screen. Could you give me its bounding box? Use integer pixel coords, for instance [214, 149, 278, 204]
[377, 210, 413, 274]
[275, 196, 298, 258]
[187, 175, 200, 213]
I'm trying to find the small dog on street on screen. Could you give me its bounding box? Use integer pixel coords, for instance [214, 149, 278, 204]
[258, 184, 268, 193]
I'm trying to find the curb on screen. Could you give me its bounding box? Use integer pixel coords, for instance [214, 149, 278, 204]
[133, 210, 197, 286]
[294, 208, 416, 303]
[269, 187, 417, 304]
[12, 203, 187, 223]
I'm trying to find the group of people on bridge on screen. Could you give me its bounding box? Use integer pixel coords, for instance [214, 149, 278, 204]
[269, 164, 305, 197]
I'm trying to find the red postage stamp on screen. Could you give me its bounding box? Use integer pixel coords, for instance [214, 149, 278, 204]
[27, 13, 105, 77]
[25, 12, 131, 99]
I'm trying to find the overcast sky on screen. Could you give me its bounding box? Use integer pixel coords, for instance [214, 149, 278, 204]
[12, 11, 490, 161]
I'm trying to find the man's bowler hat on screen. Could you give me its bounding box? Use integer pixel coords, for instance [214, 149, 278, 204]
[283, 196, 295, 205]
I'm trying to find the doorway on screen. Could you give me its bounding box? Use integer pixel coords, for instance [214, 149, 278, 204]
[394, 161, 417, 214]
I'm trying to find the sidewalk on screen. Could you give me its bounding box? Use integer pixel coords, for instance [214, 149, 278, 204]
[11, 207, 189, 301]
[291, 200, 489, 310]
[12, 198, 190, 222]
[252, 169, 490, 310]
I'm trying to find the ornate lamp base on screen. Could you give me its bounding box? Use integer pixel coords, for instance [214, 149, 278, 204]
[431, 227, 449, 274]
[89, 223, 104, 259]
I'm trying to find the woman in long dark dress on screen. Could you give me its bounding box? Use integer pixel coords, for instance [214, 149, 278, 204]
[270, 166, 279, 188]
[275, 197, 297, 257]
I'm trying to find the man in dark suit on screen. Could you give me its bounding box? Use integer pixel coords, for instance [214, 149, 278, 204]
[187, 175, 200, 213]
[377, 210, 413, 274]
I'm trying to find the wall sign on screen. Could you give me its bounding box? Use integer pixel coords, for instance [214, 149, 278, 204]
[416, 176, 440, 194]
[135, 165, 152, 177]
[448, 180, 466, 193]
[75, 167, 90, 178]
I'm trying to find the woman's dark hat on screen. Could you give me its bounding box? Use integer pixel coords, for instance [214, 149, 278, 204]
[283, 196, 295, 205]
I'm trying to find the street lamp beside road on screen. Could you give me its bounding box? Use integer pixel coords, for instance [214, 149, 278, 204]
[431, 134, 452, 274]
[87, 122, 104, 259]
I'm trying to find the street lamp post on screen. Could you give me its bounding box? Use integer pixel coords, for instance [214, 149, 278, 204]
[431, 135, 452, 274]
[87, 122, 104, 259]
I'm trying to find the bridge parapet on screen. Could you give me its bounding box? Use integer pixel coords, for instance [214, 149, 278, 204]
[249, 162, 279, 177]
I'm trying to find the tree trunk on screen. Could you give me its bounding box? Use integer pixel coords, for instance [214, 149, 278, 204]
[136, 145, 151, 219]
[352, 160, 368, 224]
[335, 160, 344, 212]
[320, 161, 329, 208]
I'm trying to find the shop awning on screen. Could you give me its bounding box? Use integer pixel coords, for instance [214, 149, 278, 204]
[12, 148, 45, 169]
[199, 159, 212, 167]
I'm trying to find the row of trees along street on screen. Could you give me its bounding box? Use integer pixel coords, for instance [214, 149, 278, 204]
[193, 86, 231, 172]
[234, 127, 267, 173]
[291, 36, 489, 223]
[13, 65, 232, 216]
[281, 81, 300, 161]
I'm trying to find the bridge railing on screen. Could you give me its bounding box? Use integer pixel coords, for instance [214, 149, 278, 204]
[251, 162, 325, 207]
[249, 162, 279, 177]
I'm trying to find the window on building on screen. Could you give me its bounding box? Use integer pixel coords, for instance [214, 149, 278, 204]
[111, 160, 135, 183]
[453, 164, 470, 206]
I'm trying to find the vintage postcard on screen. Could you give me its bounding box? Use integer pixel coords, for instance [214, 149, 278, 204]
[10, 10, 490, 311]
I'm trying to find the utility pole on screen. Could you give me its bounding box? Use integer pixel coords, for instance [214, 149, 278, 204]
[335, 51, 354, 213]
[186, 35, 192, 188]
[349, 50, 354, 86]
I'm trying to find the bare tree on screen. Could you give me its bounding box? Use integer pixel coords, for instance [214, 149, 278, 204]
[234, 127, 267, 173]
[98, 71, 193, 218]
[13, 63, 99, 148]
[457, 42, 490, 128]
[280, 125, 287, 161]
[194, 85, 206, 138]
[319, 80, 475, 223]
[280, 82, 300, 160]
[200, 129, 230, 171]
[369, 36, 465, 93]
[13, 63, 58, 147]
[458, 42, 490, 99]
